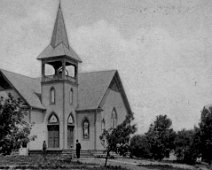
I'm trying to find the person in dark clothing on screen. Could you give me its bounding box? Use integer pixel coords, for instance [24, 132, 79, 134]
[42, 140, 47, 160]
[76, 139, 81, 162]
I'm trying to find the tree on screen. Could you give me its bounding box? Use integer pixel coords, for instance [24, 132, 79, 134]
[145, 115, 176, 160]
[99, 113, 136, 166]
[174, 128, 200, 164]
[130, 134, 151, 158]
[0, 93, 35, 155]
[198, 107, 212, 164]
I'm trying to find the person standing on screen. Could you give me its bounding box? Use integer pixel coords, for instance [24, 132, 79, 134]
[42, 140, 47, 160]
[76, 139, 81, 162]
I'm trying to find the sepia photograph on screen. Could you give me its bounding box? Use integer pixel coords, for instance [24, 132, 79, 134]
[0, 0, 211, 169]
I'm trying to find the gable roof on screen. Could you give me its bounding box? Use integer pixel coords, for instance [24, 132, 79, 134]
[0, 69, 45, 110]
[37, 3, 82, 62]
[0, 69, 132, 114]
[77, 70, 116, 111]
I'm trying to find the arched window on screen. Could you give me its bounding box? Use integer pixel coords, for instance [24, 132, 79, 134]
[48, 113, 59, 148]
[101, 119, 105, 133]
[82, 118, 89, 139]
[50, 87, 55, 104]
[69, 88, 73, 105]
[67, 114, 74, 148]
[111, 108, 118, 128]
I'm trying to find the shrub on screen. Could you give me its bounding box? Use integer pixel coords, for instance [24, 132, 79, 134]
[130, 135, 151, 158]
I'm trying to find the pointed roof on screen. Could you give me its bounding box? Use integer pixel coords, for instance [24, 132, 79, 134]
[37, 2, 82, 62]
[50, 2, 69, 49]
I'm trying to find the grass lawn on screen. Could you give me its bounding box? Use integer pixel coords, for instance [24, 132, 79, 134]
[0, 155, 127, 170]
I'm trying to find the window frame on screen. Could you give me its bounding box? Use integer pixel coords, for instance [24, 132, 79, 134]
[101, 119, 105, 133]
[50, 87, 56, 104]
[69, 88, 73, 105]
[82, 118, 90, 139]
[111, 108, 118, 128]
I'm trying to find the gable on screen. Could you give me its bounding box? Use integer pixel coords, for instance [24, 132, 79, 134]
[0, 69, 45, 110]
[98, 72, 132, 115]
[109, 78, 119, 92]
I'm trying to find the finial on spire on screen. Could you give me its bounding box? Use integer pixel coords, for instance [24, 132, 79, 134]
[59, 0, 61, 8]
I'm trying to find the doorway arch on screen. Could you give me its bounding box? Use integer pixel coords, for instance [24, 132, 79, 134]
[47, 113, 59, 148]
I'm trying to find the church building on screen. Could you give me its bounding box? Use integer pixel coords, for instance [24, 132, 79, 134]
[0, 2, 132, 153]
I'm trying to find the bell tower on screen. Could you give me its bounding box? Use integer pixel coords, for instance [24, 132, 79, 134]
[37, 2, 82, 149]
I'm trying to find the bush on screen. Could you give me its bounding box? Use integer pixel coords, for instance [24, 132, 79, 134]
[130, 135, 151, 158]
[174, 129, 199, 164]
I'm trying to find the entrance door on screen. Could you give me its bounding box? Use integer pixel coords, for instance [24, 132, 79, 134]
[67, 126, 74, 148]
[48, 125, 59, 148]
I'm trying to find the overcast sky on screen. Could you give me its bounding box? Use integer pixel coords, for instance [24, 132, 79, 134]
[0, 0, 212, 133]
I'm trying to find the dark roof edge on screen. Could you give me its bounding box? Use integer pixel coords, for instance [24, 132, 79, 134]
[115, 71, 133, 115]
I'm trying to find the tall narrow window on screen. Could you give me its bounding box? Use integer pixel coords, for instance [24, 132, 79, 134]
[111, 108, 118, 128]
[50, 87, 55, 104]
[101, 119, 105, 133]
[67, 114, 74, 148]
[69, 88, 73, 105]
[82, 118, 89, 139]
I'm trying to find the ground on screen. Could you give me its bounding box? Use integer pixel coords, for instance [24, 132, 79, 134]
[0, 155, 209, 170]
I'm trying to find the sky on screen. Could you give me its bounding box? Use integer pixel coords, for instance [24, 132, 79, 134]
[0, 0, 212, 133]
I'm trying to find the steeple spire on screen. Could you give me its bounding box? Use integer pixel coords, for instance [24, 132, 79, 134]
[37, 1, 82, 63]
[50, 1, 69, 49]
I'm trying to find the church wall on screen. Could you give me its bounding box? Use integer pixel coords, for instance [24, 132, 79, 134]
[102, 88, 127, 128]
[76, 112, 95, 150]
[28, 123, 47, 150]
[97, 88, 128, 150]
[31, 109, 44, 124]
[95, 111, 103, 150]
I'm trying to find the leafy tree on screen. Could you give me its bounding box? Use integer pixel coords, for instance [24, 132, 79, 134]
[130, 134, 151, 158]
[198, 107, 212, 164]
[99, 113, 136, 166]
[174, 128, 200, 164]
[0, 93, 35, 155]
[145, 115, 176, 160]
